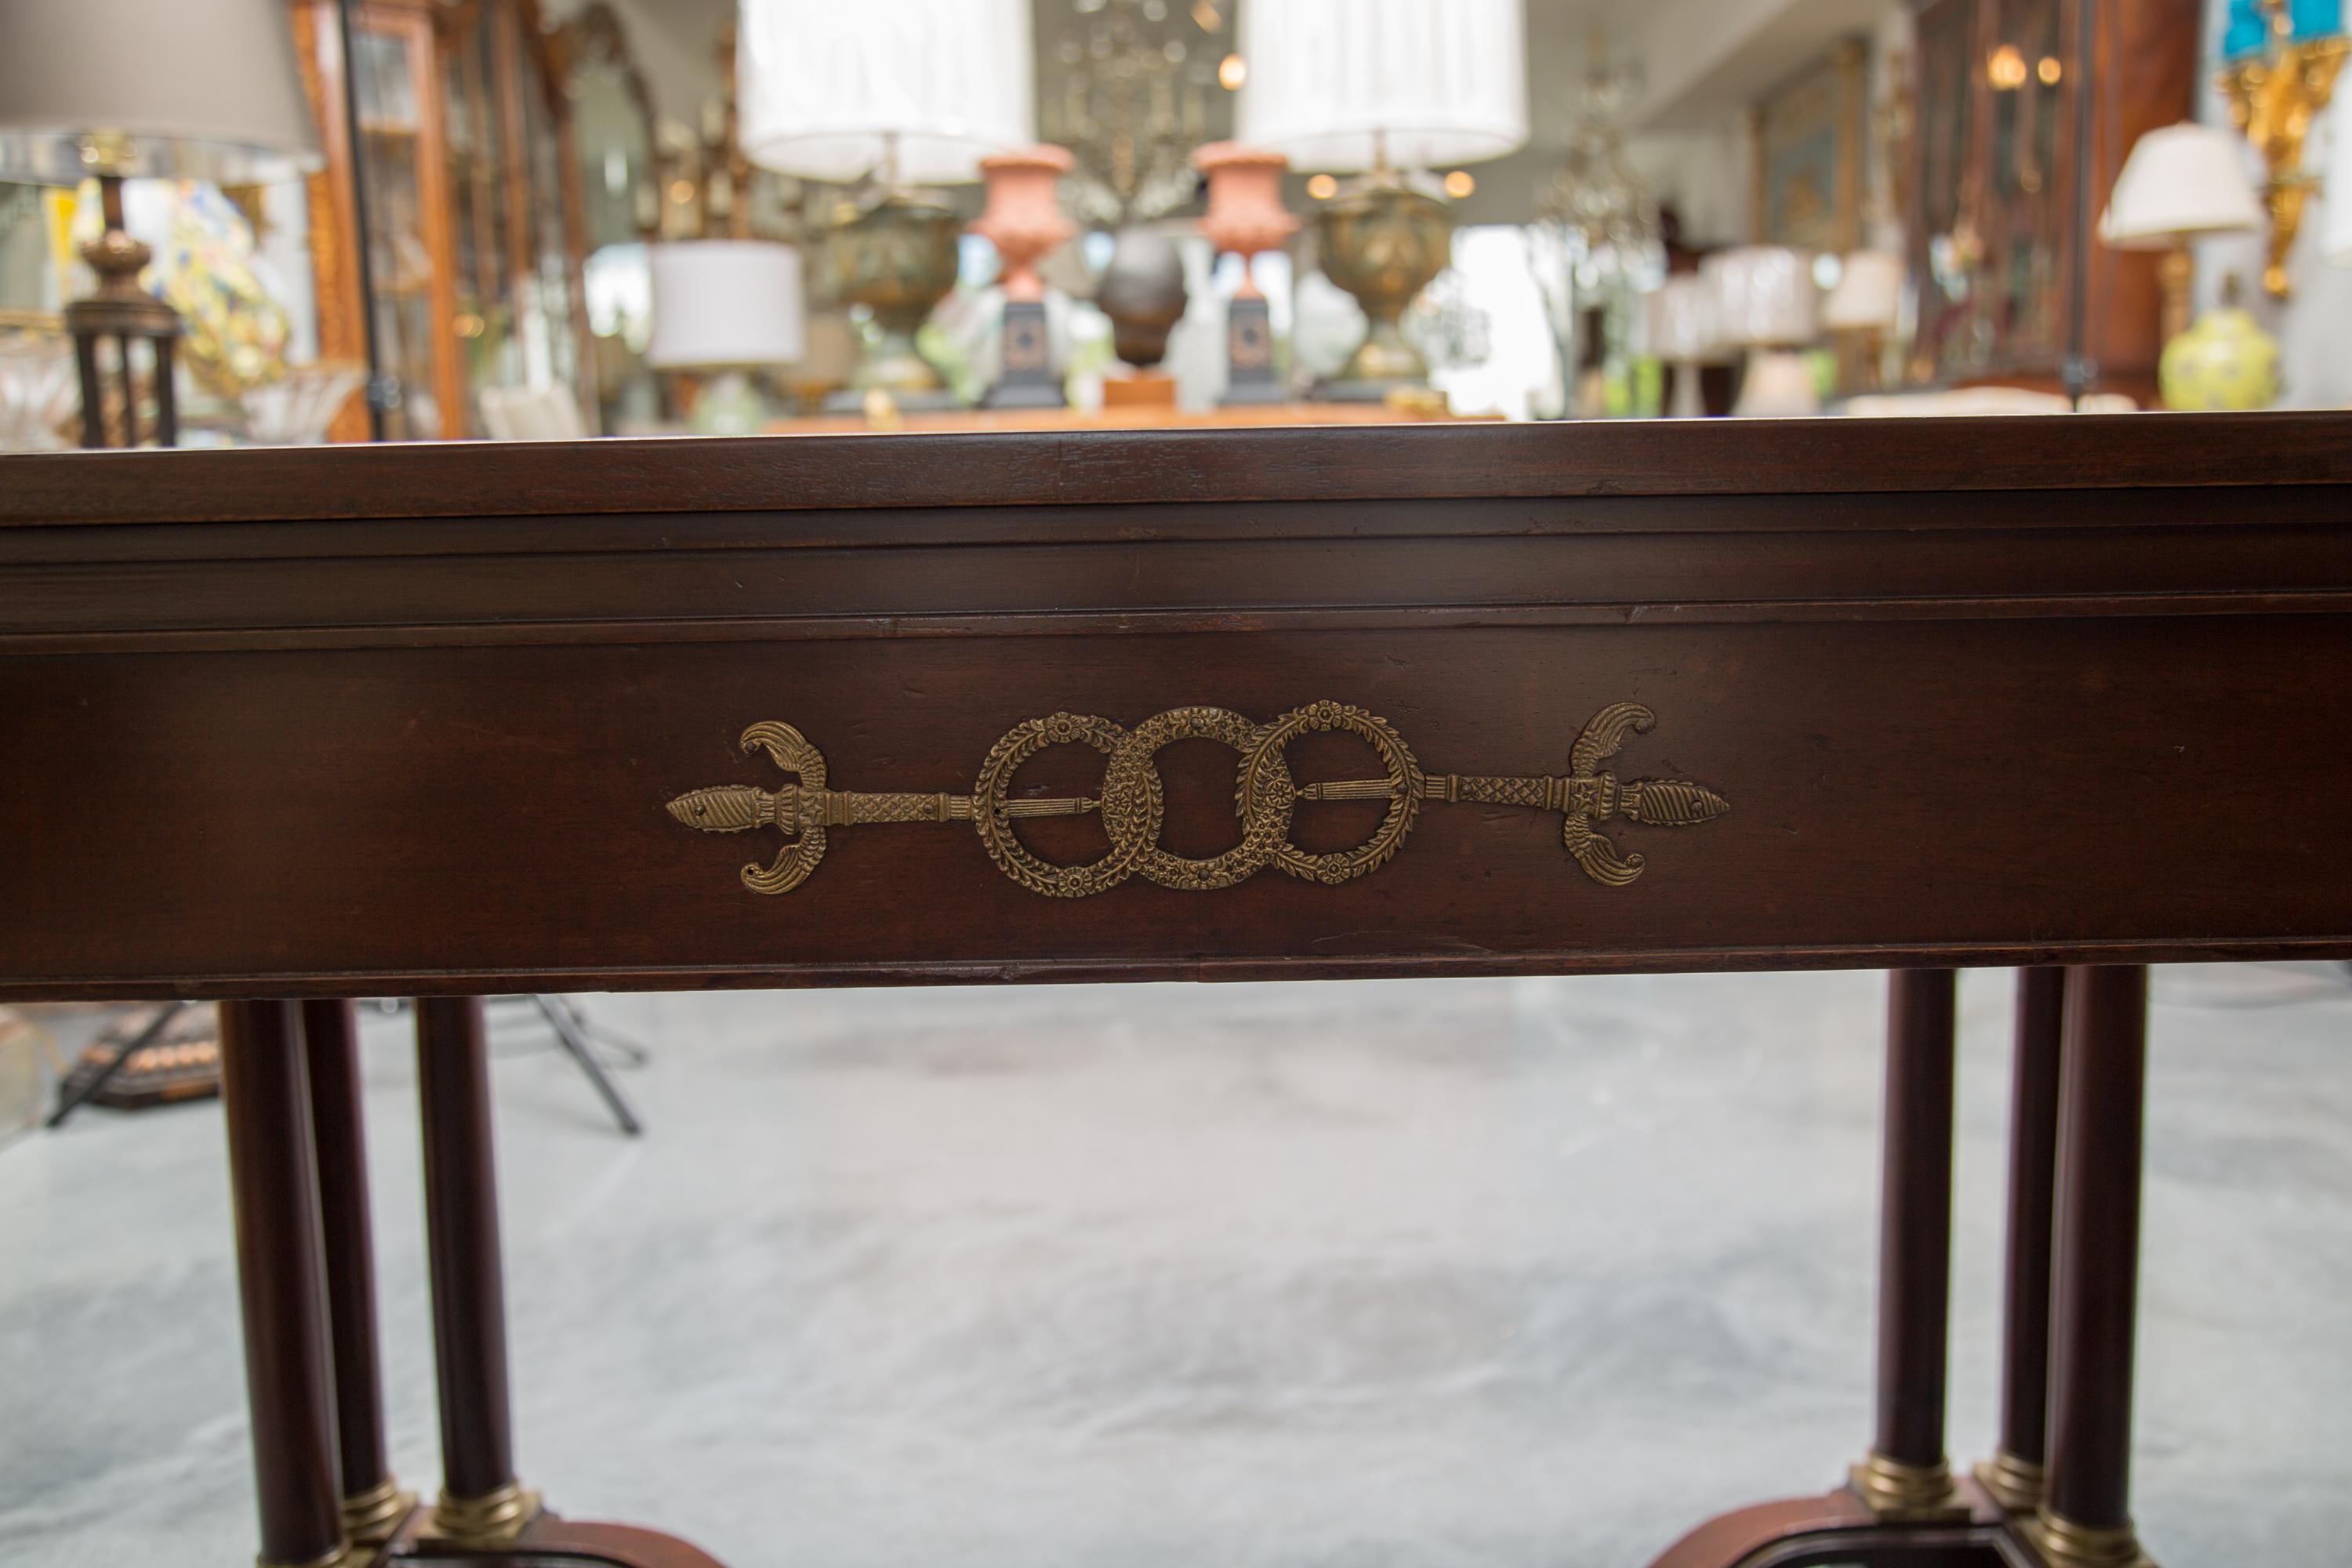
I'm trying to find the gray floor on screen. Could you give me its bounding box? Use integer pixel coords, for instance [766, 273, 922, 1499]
[2, 967, 2347, 1567]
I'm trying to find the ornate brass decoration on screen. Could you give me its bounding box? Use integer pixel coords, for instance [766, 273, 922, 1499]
[2216, 0, 2348, 299]
[669, 700, 1728, 898]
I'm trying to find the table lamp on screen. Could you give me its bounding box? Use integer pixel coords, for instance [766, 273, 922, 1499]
[1644, 274, 1722, 419]
[1238, 0, 1527, 397]
[1821, 249, 1905, 394]
[2099, 123, 2263, 347]
[647, 240, 806, 435]
[1706, 246, 1821, 416]
[738, 0, 1033, 408]
[0, 0, 321, 447]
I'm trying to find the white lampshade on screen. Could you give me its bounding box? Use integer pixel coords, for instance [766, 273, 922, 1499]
[1237, 0, 1528, 173]
[739, 0, 1033, 185]
[1645, 275, 1721, 362]
[1733, 350, 1821, 418]
[0, 0, 320, 185]
[1705, 246, 1819, 347]
[2100, 122, 2263, 249]
[646, 241, 806, 369]
[1822, 249, 1905, 330]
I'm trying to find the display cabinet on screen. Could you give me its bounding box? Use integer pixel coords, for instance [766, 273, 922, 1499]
[1904, 0, 2199, 405]
[292, 0, 593, 441]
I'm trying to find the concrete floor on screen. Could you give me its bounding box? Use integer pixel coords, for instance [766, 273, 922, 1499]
[1, 967, 2347, 1567]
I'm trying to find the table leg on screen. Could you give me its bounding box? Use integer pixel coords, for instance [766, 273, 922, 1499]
[303, 998, 416, 1544]
[398, 995, 732, 1568]
[1977, 967, 2067, 1514]
[2029, 965, 2152, 1567]
[220, 998, 353, 1568]
[1644, 971, 2007, 1567]
[1851, 968, 1966, 1513]
[415, 996, 541, 1547]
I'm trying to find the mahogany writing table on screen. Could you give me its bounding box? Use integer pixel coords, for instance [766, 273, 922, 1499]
[5, 415, 2350, 1566]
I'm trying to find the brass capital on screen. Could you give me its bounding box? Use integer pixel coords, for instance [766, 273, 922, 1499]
[1974, 1449, 2047, 1513]
[1849, 1450, 1964, 1517]
[2029, 1506, 2145, 1567]
[339, 1476, 415, 1544]
[428, 1479, 542, 1548]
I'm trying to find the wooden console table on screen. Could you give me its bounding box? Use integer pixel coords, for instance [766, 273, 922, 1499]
[5, 416, 2349, 1566]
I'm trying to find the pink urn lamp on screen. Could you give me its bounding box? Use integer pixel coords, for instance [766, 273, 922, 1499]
[1192, 141, 1298, 404]
[975, 144, 1076, 408]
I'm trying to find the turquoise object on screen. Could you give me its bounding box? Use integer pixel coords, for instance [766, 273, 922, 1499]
[2290, 0, 2343, 39]
[2225, 0, 2268, 56]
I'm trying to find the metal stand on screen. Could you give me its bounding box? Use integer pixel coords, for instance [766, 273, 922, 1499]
[45, 1000, 187, 1127]
[523, 994, 642, 1136]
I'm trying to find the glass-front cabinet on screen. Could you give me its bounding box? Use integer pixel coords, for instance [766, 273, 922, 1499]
[292, 0, 593, 440]
[1904, 0, 2198, 405]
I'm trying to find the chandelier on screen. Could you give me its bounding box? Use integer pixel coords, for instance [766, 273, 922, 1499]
[1040, 0, 1225, 226]
[1534, 47, 1663, 291]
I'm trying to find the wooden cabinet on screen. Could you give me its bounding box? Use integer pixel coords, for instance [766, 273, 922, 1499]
[291, 0, 593, 441]
[1905, 0, 2198, 405]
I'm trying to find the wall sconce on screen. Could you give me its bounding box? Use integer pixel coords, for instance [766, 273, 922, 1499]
[2216, 0, 2348, 299]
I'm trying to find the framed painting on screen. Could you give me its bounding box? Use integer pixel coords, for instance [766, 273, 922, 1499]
[1751, 38, 1868, 252]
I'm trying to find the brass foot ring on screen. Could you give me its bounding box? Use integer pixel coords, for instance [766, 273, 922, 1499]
[430, 1479, 543, 1547]
[1975, 1449, 2047, 1513]
[1849, 1450, 1963, 1516]
[2031, 1506, 2143, 1567]
[339, 1476, 415, 1544]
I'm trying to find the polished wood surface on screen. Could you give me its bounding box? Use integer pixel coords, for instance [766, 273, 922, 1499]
[3, 418, 2350, 1000]
[2044, 965, 2151, 1537]
[5, 417, 2345, 1568]
[416, 997, 523, 1507]
[303, 998, 399, 1515]
[1994, 967, 2067, 1490]
[219, 999, 348, 1566]
[1875, 971, 1958, 1473]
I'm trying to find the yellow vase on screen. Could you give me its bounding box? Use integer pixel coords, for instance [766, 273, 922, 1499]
[2158, 305, 2281, 412]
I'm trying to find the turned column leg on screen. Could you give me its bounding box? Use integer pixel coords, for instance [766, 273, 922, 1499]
[2034, 965, 2151, 1567]
[220, 999, 351, 1568]
[1851, 967, 1964, 1514]
[1977, 967, 2067, 1514]
[302, 999, 413, 1544]
[416, 996, 541, 1546]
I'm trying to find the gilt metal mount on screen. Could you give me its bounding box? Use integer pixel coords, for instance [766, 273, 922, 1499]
[668, 701, 1728, 898]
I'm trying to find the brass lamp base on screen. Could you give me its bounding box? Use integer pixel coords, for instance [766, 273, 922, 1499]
[1315, 178, 1453, 396]
[826, 194, 964, 403]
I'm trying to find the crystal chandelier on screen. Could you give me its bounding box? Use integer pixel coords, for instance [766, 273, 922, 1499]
[1534, 47, 1664, 292]
[1040, 0, 1224, 227]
